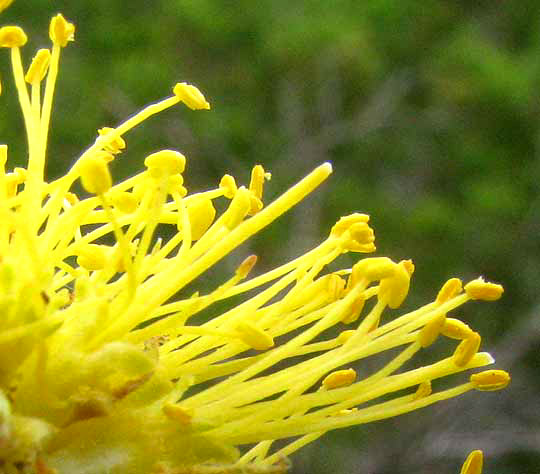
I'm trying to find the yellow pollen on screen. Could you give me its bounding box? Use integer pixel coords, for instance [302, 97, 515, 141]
[0, 26, 27, 48]
[470, 370, 511, 391]
[464, 277, 504, 301]
[236, 321, 274, 351]
[79, 152, 113, 194]
[453, 331, 481, 367]
[460, 450, 483, 474]
[25, 48, 51, 83]
[173, 82, 210, 110]
[436, 277, 463, 304]
[322, 369, 357, 390]
[442, 318, 472, 340]
[219, 174, 237, 198]
[49, 13, 75, 47]
[418, 312, 446, 348]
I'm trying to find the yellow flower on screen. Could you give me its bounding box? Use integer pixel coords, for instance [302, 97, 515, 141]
[0, 12, 510, 474]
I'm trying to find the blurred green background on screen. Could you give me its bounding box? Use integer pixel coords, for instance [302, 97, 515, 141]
[1, 1, 539, 473]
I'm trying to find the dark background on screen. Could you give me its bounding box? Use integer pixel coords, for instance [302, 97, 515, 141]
[1, 1, 539, 473]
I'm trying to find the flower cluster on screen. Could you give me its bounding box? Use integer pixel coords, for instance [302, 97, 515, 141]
[0, 8, 509, 474]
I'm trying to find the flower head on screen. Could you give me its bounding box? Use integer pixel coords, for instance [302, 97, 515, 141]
[0, 11, 509, 474]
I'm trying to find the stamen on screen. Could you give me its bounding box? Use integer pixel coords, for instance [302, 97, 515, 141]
[460, 450, 483, 474]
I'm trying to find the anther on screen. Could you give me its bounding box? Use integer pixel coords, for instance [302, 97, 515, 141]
[0, 1, 13, 14]
[110, 191, 138, 214]
[464, 277, 504, 301]
[173, 82, 210, 110]
[25, 49, 51, 83]
[162, 403, 193, 425]
[0, 26, 27, 48]
[330, 213, 370, 237]
[144, 150, 186, 178]
[322, 369, 357, 390]
[460, 450, 483, 474]
[453, 331, 481, 367]
[418, 312, 446, 348]
[470, 370, 510, 391]
[441, 318, 472, 340]
[412, 381, 432, 400]
[98, 127, 126, 154]
[236, 321, 274, 351]
[223, 186, 251, 229]
[76, 244, 108, 271]
[351, 257, 396, 285]
[378, 259, 412, 309]
[236, 255, 257, 279]
[436, 278, 462, 304]
[249, 164, 266, 200]
[79, 152, 113, 194]
[185, 197, 216, 239]
[219, 174, 237, 199]
[49, 14, 75, 47]
[247, 193, 263, 216]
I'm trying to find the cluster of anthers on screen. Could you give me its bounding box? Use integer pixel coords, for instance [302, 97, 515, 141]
[0, 7, 509, 474]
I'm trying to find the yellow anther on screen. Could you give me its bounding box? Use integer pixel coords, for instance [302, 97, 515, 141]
[453, 331, 481, 367]
[64, 192, 79, 206]
[0, 0, 13, 14]
[76, 244, 108, 271]
[5, 174, 19, 197]
[413, 380, 432, 400]
[25, 48, 51, 83]
[322, 369, 357, 390]
[219, 174, 237, 199]
[378, 260, 411, 309]
[162, 403, 193, 425]
[330, 213, 370, 237]
[342, 294, 365, 324]
[418, 312, 446, 348]
[223, 186, 251, 229]
[236, 321, 274, 351]
[441, 318, 472, 340]
[247, 193, 263, 216]
[173, 82, 210, 110]
[337, 330, 356, 344]
[436, 278, 462, 304]
[401, 259, 415, 276]
[0, 26, 27, 48]
[49, 14, 75, 47]
[144, 150, 186, 178]
[185, 197, 216, 240]
[249, 164, 266, 200]
[460, 450, 483, 474]
[464, 277, 504, 301]
[326, 274, 345, 301]
[351, 257, 396, 285]
[470, 370, 510, 391]
[98, 127, 126, 154]
[110, 191, 138, 214]
[79, 152, 113, 194]
[236, 255, 257, 279]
